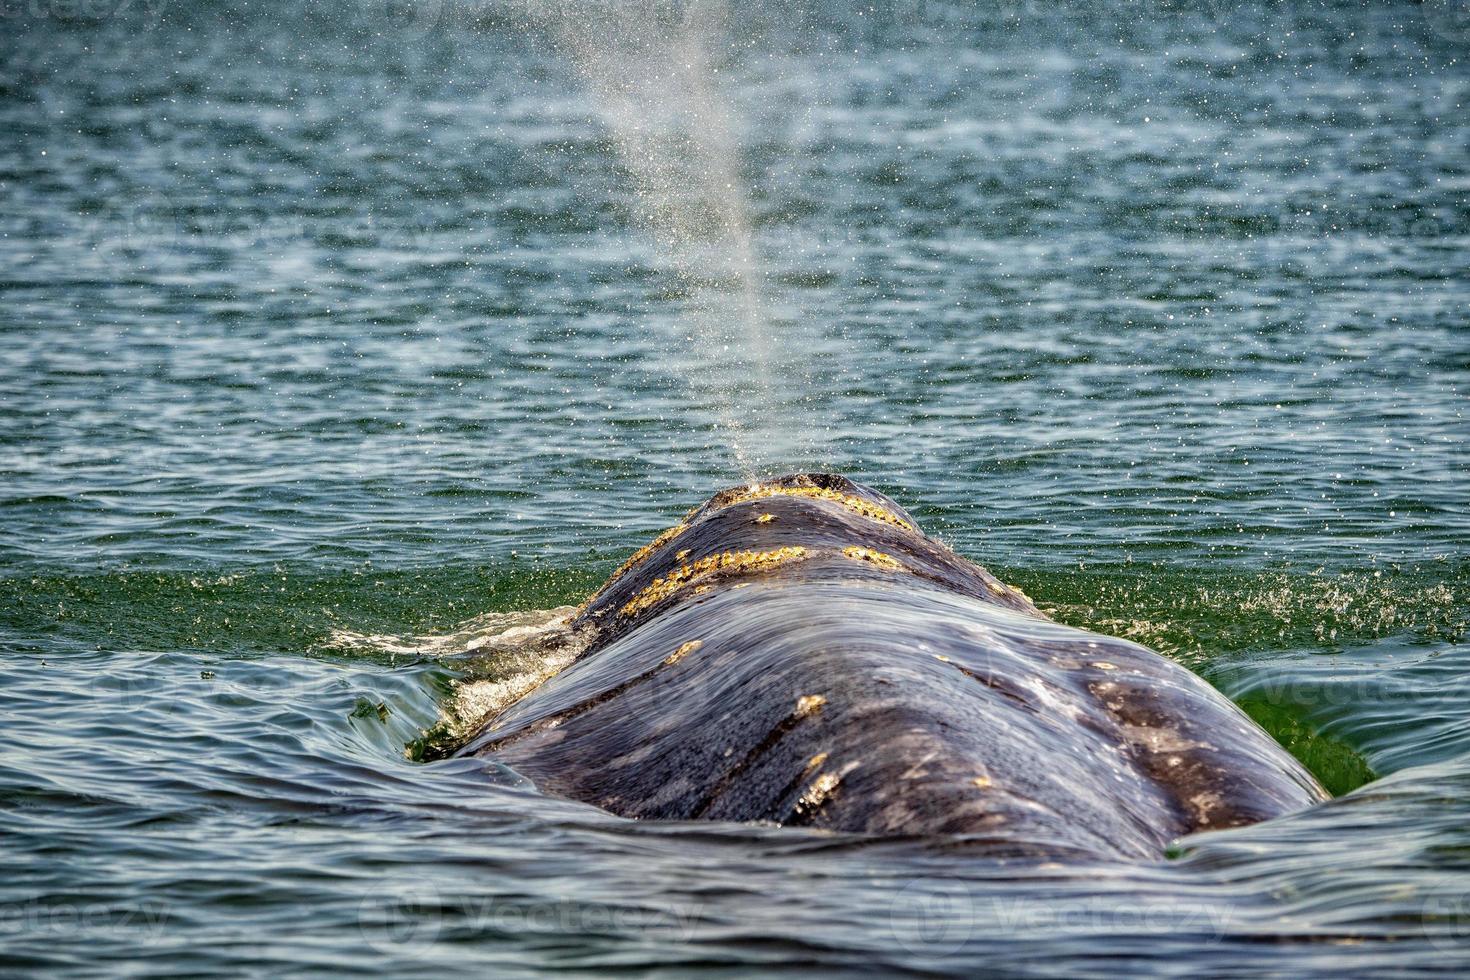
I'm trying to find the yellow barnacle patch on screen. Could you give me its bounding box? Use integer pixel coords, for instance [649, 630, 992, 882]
[798, 772, 842, 811]
[664, 640, 703, 666]
[618, 546, 809, 619]
[578, 522, 690, 613]
[841, 546, 905, 571]
[794, 693, 827, 718]
[718, 485, 915, 533]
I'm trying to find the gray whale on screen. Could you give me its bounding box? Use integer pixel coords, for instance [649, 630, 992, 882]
[460, 473, 1326, 859]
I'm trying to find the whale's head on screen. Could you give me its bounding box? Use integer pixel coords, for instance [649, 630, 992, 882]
[571, 471, 1038, 640]
[687, 472, 920, 532]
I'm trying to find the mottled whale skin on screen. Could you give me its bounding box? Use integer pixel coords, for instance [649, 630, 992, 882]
[460, 474, 1326, 859]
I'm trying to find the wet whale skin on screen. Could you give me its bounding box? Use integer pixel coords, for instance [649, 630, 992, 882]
[461, 474, 1328, 860]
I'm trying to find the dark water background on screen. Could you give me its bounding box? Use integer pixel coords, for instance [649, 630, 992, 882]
[2, 0, 1468, 974]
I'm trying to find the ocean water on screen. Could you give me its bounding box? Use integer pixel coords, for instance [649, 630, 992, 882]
[2, 0, 1467, 974]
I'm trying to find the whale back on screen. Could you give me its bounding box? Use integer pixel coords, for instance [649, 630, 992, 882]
[461, 474, 1327, 858]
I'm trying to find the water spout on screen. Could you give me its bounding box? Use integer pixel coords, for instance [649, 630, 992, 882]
[547, 0, 795, 477]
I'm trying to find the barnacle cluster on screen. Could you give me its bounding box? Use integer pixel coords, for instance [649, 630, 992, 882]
[664, 639, 703, 666]
[618, 546, 810, 619]
[793, 693, 827, 718]
[578, 522, 691, 612]
[797, 772, 842, 813]
[840, 546, 905, 571]
[710, 484, 915, 533]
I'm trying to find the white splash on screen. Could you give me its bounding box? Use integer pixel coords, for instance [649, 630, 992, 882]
[325, 606, 589, 737]
[324, 605, 582, 658]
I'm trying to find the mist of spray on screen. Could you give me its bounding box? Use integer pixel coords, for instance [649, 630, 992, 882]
[547, 0, 799, 477]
